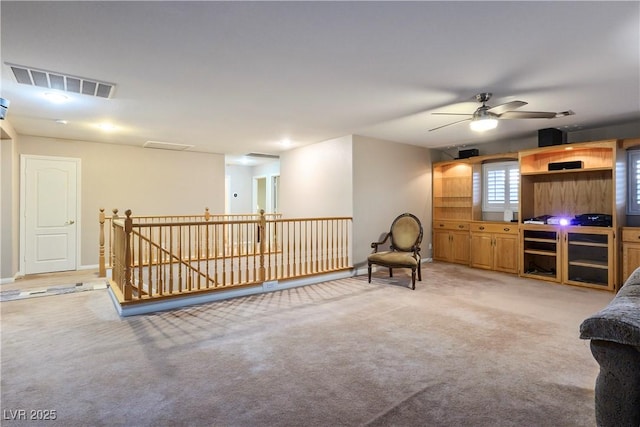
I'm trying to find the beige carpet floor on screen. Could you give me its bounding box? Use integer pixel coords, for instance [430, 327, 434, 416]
[0, 262, 613, 426]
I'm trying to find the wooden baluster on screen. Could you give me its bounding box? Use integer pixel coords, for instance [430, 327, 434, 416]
[123, 210, 133, 301]
[259, 209, 266, 282]
[110, 209, 119, 274]
[99, 208, 106, 277]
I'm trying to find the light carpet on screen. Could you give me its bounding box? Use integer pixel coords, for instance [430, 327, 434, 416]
[0, 262, 613, 426]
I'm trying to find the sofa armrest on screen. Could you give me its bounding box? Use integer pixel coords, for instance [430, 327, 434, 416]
[580, 279, 640, 346]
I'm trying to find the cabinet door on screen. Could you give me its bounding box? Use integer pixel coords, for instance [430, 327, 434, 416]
[622, 243, 640, 284]
[433, 229, 452, 262]
[494, 234, 518, 274]
[470, 233, 493, 270]
[563, 230, 613, 289]
[451, 231, 470, 264]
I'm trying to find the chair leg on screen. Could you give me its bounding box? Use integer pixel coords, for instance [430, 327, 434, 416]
[368, 263, 372, 283]
[411, 269, 416, 290]
[389, 268, 393, 278]
[418, 264, 422, 281]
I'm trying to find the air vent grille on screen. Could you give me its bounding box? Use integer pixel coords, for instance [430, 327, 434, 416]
[246, 152, 280, 159]
[6, 63, 115, 99]
[143, 141, 194, 151]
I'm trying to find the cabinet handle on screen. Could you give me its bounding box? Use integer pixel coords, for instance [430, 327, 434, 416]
[439, 224, 444, 227]
[479, 226, 485, 230]
[504, 227, 510, 232]
[458, 224, 464, 229]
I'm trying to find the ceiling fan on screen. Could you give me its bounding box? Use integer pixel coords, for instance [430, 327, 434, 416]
[429, 92, 574, 132]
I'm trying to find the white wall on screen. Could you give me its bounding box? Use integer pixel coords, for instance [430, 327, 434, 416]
[279, 134, 432, 272]
[17, 136, 226, 268]
[0, 120, 20, 282]
[280, 135, 353, 217]
[225, 160, 281, 214]
[352, 135, 432, 268]
[225, 164, 253, 214]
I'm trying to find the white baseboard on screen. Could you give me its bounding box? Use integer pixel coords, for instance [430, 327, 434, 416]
[112, 269, 357, 317]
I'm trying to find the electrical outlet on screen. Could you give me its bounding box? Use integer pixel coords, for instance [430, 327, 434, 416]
[263, 281, 277, 290]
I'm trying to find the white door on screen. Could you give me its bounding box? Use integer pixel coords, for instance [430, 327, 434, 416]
[22, 156, 79, 274]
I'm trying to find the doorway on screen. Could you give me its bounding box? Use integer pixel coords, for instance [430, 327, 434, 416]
[20, 155, 80, 274]
[254, 176, 267, 213]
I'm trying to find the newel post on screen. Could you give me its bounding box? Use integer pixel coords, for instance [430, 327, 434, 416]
[123, 209, 133, 301]
[204, 207, 211, 221]
[99, 208, 106, 277]
[259, 209, 266, 282]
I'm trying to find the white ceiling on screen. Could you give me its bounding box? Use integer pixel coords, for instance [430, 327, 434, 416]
[1, 1, 639, 162]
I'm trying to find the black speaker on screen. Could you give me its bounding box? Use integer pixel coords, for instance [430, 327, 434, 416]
[458, 148, 479, 159]
[548, 160, 583, 171]
[538, 128, 567, 147]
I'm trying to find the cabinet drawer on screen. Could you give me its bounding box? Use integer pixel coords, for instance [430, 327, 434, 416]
[622, 227, 640, 242]
[470, 222, 518, 234]
[433, 221, 469, 231]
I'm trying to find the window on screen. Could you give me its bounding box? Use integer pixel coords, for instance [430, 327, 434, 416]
[627, 150, 640, 214]
[482, 161, 519, 212]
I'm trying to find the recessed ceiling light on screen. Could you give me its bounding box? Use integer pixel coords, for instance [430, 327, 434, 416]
[55, 119, 68, 125]
[280, 138, 292, 147]
[43, 92, 69, 103]
[98, 123, 116, 131]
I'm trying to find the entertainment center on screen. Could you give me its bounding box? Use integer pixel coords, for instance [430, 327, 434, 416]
[432, 138, 637, 291]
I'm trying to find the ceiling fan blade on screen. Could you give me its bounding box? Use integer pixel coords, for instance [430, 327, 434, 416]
[488, 100, 527, 115]
[428, 118, 471, 132]
[499, 111, 557, 119]
[431, 112, 473, 116]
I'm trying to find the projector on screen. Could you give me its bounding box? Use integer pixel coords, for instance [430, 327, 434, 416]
[0, 98, 9, 120]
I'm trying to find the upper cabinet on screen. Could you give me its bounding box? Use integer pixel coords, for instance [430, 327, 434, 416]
[433, 161, 474, 221]
[518, 140, 623, 228]
[432, 153, 518, 221]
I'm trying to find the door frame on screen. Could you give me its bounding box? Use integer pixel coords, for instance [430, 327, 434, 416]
[19, 154, 82, 276]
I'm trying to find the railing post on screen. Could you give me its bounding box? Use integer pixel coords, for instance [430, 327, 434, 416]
[123, 209, 133, 301]
[99, 208, 106, 277]
[259, 209, 266, 282]
[204, 207, 210, 221]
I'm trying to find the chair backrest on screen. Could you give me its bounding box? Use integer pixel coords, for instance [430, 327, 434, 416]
[390, 213, 423, 252]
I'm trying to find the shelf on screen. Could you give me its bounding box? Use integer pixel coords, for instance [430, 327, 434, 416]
[522, 271, 557, 279]
[569, 259, 609, 269]
[524, 249, 556, 257]
[524, 238, 557, 244]
[568, 241, 609, 248]
[520, 167, 612, 176]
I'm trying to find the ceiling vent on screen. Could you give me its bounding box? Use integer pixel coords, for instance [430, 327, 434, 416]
[246, 152, 280, 159]
[6, 63, 115, 99]
[143, 141, 194, 151]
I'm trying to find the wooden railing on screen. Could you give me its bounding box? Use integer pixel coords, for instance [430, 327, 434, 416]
[98, 208, 281, 277]
[103, 209, 352, 305]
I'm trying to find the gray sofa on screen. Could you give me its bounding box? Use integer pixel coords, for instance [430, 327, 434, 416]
[580, 269, 640, 427]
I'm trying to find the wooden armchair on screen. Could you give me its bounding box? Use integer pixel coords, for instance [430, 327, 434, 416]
[368, 213, 423, 290]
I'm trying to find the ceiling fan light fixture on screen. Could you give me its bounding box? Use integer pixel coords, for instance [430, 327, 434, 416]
[469, 116, 498, 132]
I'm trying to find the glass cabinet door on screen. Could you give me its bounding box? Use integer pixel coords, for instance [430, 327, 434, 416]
[564, 230, 613, 288]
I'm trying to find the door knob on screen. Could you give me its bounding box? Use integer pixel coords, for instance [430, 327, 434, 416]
[66, 220, 75, 225]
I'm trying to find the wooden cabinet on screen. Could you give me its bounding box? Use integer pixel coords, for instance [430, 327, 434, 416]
[622, 227, 640, 284]
[521, 225, 615, 290]
[470, 222, 518, 273]
[433, 221, 469, 264]
[563, 228, 615, 290]
[518, 140, 623, 290]
[433, 161, 475, 221]
[521, 226, 561, 282]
